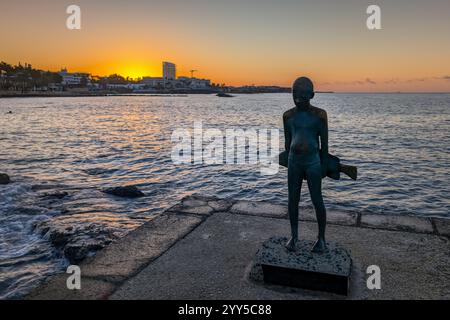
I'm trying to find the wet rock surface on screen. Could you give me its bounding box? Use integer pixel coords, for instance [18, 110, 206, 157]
[40, 191, 69, 200]
[83, 168, 118, 176]
[168, 194, 232, 216]
[103, 186, 145, 198]
[0, 173, 11, 185]
[35, 212, 142, 264]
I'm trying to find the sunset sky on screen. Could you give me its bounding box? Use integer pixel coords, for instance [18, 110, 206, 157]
[1, 0, 450, 92]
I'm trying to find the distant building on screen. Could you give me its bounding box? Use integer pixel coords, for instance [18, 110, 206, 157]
[162, 62, 176, 81]
[190, 78, 211, 89]
[139, 62, 212, 91]
[48, 83, 63, 92]
[141, 77, 165, 88]
[106, 83, 147, 90]
[178, 77, 211, 89]
[59, 68, 91, 86]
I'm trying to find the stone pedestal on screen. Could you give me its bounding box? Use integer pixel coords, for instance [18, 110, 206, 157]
[250, 237, 352, 296]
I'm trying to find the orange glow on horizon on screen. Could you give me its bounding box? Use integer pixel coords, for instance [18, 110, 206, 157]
[1, 1, 450, 92]
[115, 63, 158, 80]
[69, 61, 162, 79]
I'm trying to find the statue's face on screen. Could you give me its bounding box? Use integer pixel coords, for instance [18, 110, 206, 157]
[293, 77, 314, 102]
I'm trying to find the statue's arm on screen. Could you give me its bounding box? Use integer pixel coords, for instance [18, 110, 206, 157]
[319, 111, 329, 177]
[283, 113, 292, 152]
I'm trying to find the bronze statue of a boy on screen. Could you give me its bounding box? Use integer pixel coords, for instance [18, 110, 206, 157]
[281, 77, 357, 253]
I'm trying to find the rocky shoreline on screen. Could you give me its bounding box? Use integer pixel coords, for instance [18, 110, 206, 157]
[31, 185, 148, 264]
[1, 174, 149, 266]
[27, 194, 450, 300]
[2, 172, 449, 299]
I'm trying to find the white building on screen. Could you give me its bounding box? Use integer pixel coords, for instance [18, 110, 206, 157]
[140, 62, 211, 90]
[190, 78, 211, 89]
[162, 62, 176, 81]
[58, 69, 91, 86]
[177, 76, 211, 89]
[106, 83, 147, 90]
[141, 77, 165, 88]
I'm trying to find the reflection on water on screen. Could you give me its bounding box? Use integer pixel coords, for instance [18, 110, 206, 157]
[0, 93, 449, 298]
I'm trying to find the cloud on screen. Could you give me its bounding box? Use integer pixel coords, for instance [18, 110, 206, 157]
[330, 79, 376, 86]
[406, 77, 427, 83]
[325, 75, 449, 86]
[384, 78, 399, 84]
[385, 76, 450, 83]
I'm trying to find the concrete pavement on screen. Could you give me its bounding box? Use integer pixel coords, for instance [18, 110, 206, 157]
[28, 194, 450, 300]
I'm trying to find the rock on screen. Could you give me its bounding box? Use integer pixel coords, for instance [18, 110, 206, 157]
[83, 168, 118, 176]
[250, 237, 352, 296]
[168, 194, 232, 216]
[64, 242, 105, 264]
[0, 173, 11, 185]
[216, 93, 234, 98]
[103, 186, 145, 198]
[41, 191, 69, 200]
[167, 194, 231, 216]
[31, 184, 67, 191]
[36, 212, 142, 263]
[169, 195, 214, 216]
[208, 199, 232, 212]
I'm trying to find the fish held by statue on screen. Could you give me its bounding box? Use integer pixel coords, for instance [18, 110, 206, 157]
[278, 151, 357, 181]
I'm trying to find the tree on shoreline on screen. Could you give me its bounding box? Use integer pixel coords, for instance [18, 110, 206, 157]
[0, 61, 62, 91]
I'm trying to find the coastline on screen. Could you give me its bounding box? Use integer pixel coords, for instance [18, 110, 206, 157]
[3, 91, 450, 99]
[27, 194, 450, 300]
[0, 92, 111, 99]
[0, 88, 294, 99]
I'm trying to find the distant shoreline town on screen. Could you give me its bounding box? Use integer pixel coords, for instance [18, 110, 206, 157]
[0, 61, 295, 98]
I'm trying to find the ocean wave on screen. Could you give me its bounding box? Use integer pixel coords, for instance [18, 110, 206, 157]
[0, 93, 449, 299]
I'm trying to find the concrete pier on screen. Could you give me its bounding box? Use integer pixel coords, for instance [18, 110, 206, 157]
[27, 194, 450, 300]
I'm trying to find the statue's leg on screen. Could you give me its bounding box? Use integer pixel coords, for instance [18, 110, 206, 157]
[286, 162, 302, 251]
[306, 162, 328, 253]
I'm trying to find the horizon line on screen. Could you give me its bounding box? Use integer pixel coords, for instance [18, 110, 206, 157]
[2, 60, 450, 94]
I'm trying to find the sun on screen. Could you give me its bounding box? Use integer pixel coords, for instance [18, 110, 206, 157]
[117, 63, 158, 80]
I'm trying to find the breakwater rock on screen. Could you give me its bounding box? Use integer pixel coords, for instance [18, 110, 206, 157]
[35, 212, 142, 263]
[103, 186, 145, 198]
[0, 173, 11, 185]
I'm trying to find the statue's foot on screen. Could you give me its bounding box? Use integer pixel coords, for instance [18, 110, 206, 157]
[285, 237, 298, 252]
[311, 239, 328, 254]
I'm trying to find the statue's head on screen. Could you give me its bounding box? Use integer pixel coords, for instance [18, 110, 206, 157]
[293, 77, 315, 104]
